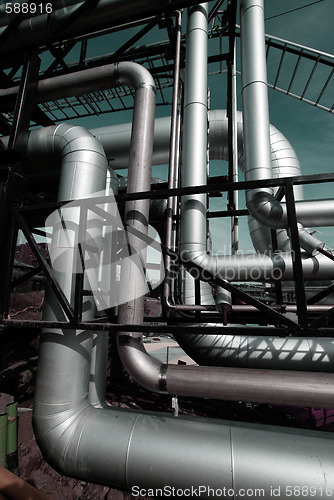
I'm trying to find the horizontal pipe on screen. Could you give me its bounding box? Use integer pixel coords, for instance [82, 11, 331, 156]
[33, 333, 334, 494]
[118, 335, 334, 407]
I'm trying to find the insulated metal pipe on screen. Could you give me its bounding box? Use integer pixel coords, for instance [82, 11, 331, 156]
[33, 323, 334, 495]
[88, 111, 334, 230]
[118, 335, 334, 407]
[179, 2, 208, 257]
[116, 66, 156, 333]
[240, 0, 324, 254]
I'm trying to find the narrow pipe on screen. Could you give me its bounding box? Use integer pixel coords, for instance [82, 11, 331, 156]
[116, 68, 156, 334]
[163, 9, 183, 310]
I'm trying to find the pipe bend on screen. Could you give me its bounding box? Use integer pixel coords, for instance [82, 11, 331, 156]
[117, 335, 167, 394]
[117, 61, 156, 93]
[246, 191, 286, 229]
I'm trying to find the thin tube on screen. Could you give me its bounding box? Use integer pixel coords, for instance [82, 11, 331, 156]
[163, 10, 182, 309]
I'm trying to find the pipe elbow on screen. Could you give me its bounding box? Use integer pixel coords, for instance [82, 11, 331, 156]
[117, 61, 156, 93]
[33, 400, 93, 477]
[117, 335, 167, 394]
[246, 191, 286, 229]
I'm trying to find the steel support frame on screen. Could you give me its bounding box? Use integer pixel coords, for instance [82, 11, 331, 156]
[7, 51, 41, 153]
[0, 168, 26, 319]
[1, 172, 334, 334]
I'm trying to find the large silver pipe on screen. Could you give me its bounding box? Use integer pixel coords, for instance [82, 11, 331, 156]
[179, 3, 208, 258]
[33, 315, 334, 494]
[116, 64, 156, 334]
[118, 335, 334, 407]
[89, 168, 119, 409]
[240, 0, 325, 255]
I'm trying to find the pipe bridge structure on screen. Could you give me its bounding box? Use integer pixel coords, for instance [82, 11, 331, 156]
[1, 0, 334, 497]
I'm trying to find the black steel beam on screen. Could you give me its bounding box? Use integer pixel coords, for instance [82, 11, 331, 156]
[11, 265, 43, 289]
[208, 0, 226, 24]
[110, 18, 159, 62]
[14, 211, 75, 322]
[13, 172, 334, 212]
[285, 182, 308, 328]
[307, 282, 334, 305]
[0, 169, 26, 318]
[165, 248, 301, 330]
[3, 319, 334, 337]
[310, 305, 334, 328]
[7, 51, 41, 153]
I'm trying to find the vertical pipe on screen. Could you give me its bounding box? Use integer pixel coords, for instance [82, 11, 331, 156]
[117, 70, 156, 336]
[163, 10, 182, 307]
[240, 0, 272, 188]
[180, 2, 209, 256]
[5, 403, 17, 473]
[226, 0, 239, 255]
[0, 415, 7, 468]
[231, 42, 239, 255]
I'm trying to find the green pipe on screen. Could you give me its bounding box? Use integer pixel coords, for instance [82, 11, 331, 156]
[5, 402, 18, 472]
[5, 402, 17, 456]
[0, 414, 8, 468]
